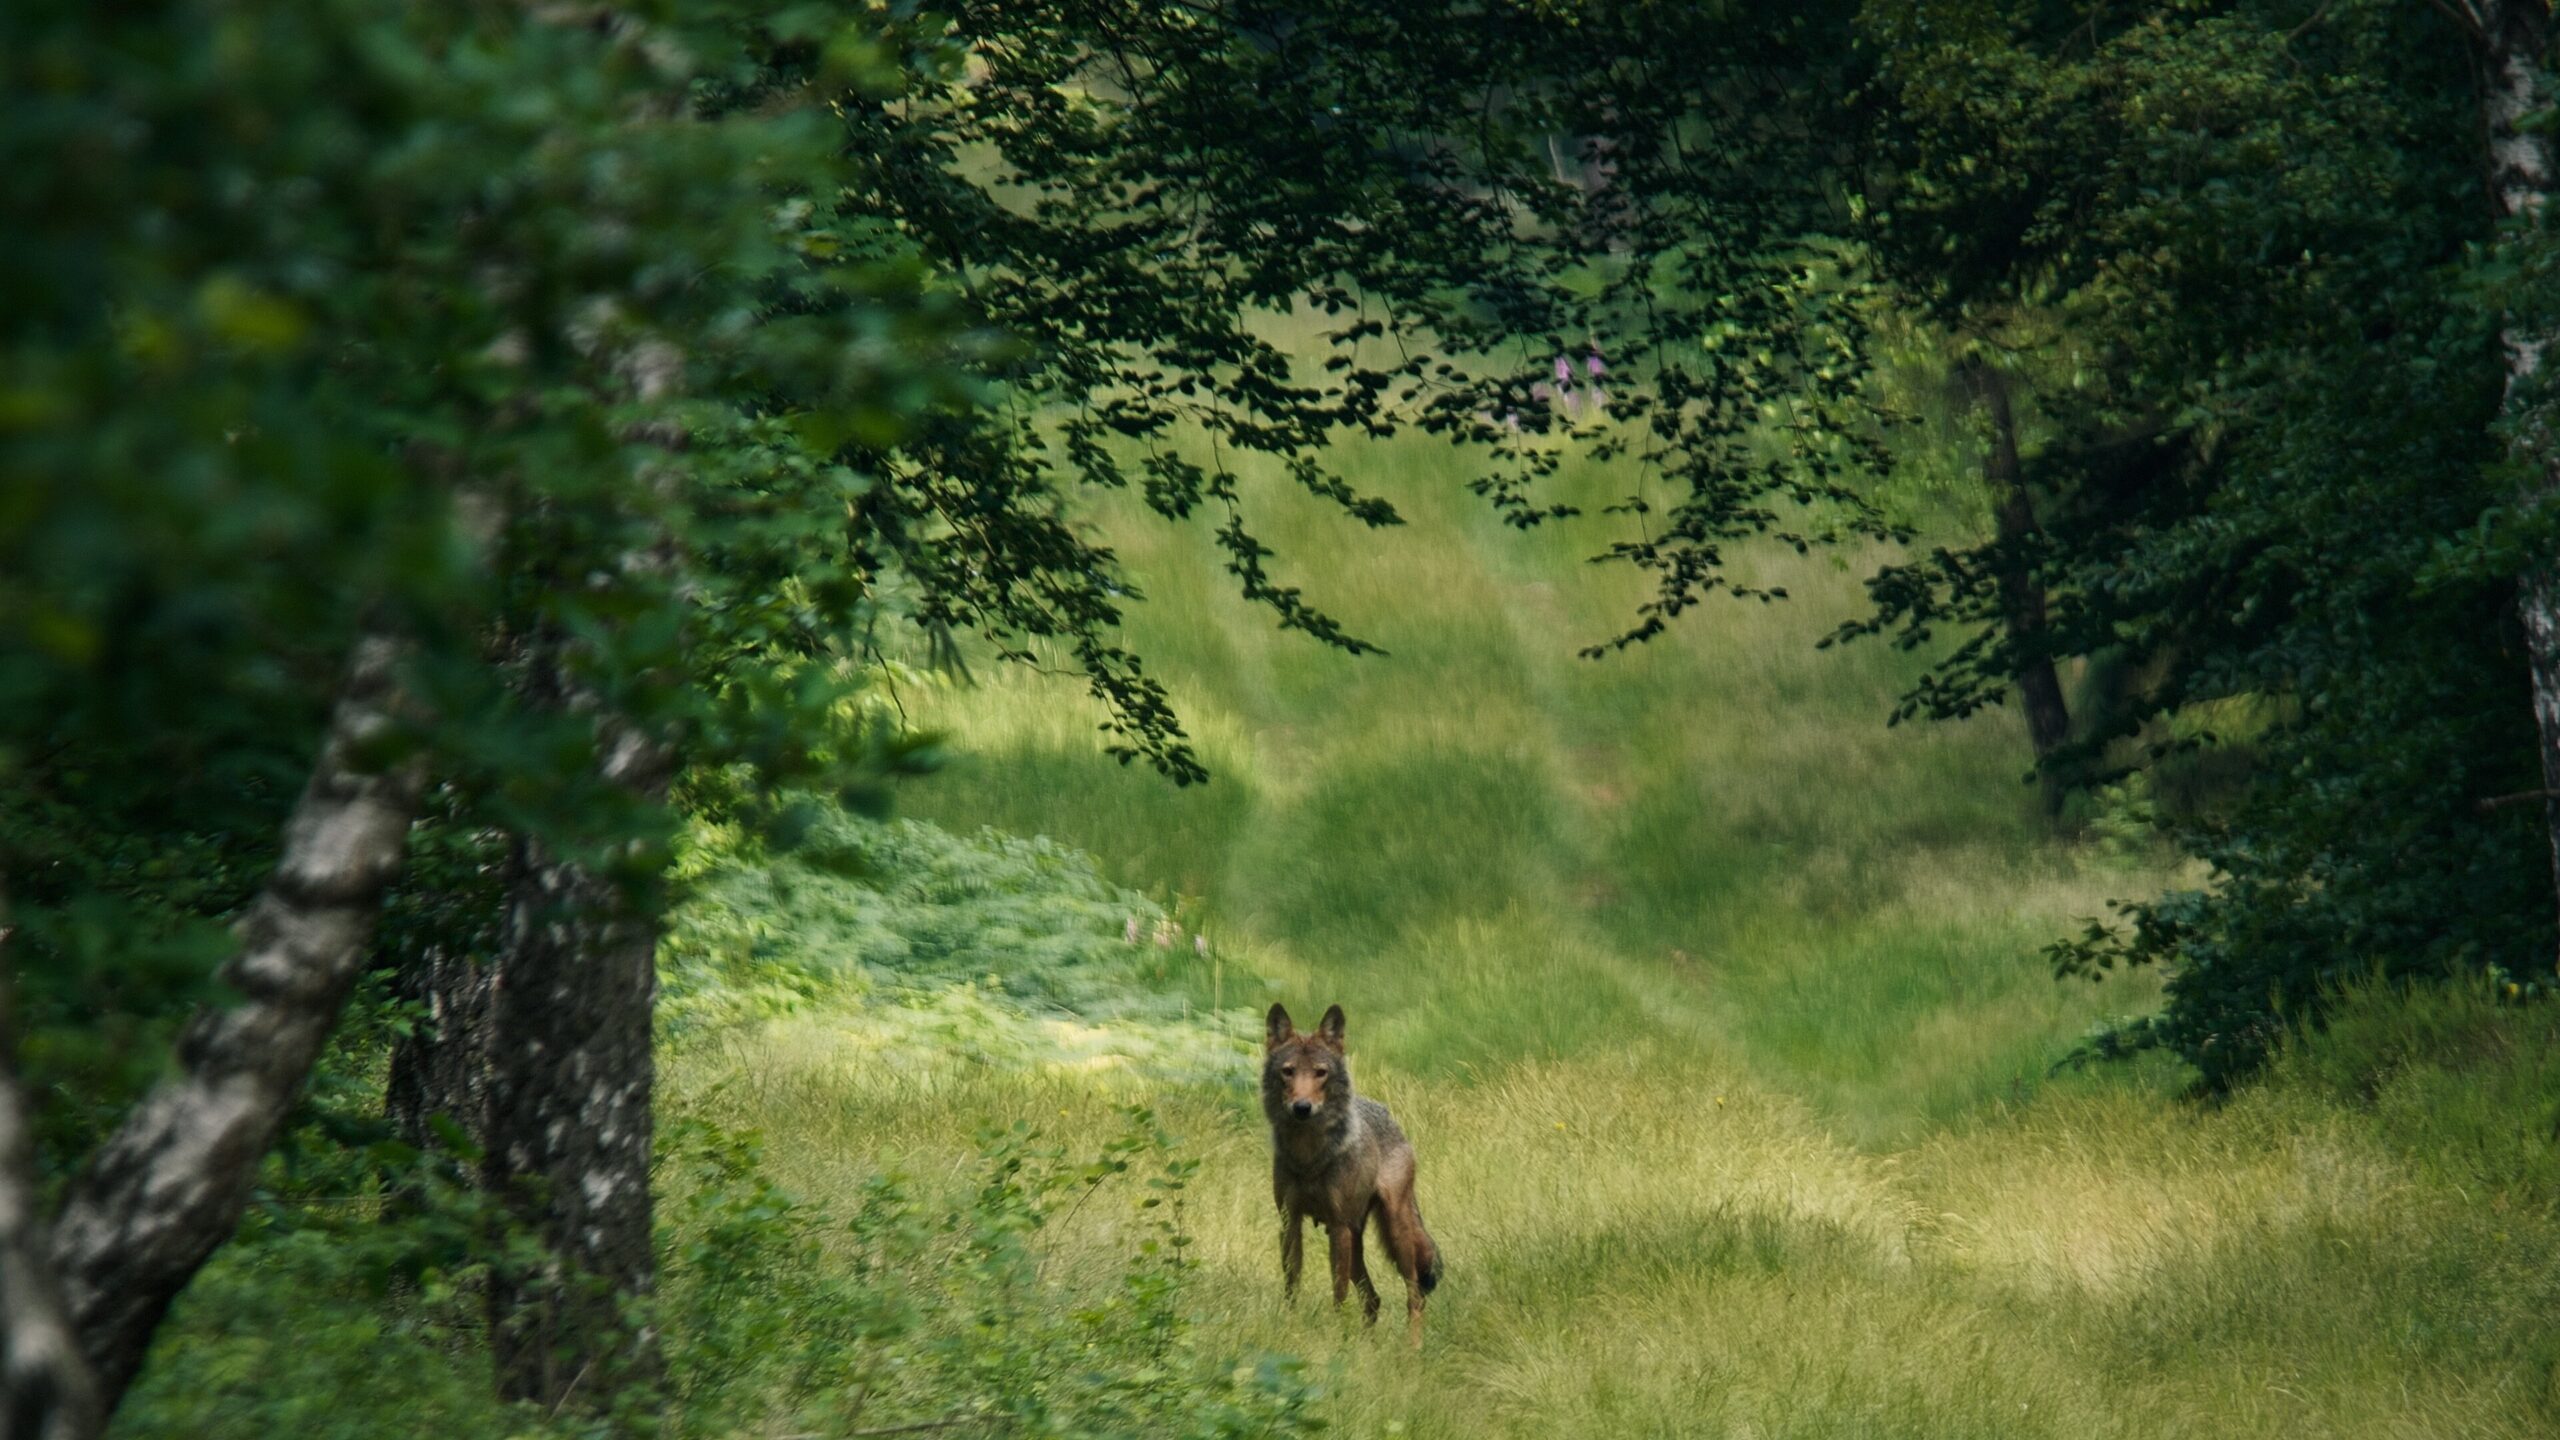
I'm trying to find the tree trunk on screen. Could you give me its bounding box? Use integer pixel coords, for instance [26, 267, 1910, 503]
[474, 138, 688, 1405]
[1969, 362, 2072, 813]
[1, 910, 104, 1440]
[42, 635, 426, 1414]
[382, 483, 506, 1183]
[482, 652, 674, 1412]
[2474, 1, 2560, 961]
[386, 942, 492, 1159]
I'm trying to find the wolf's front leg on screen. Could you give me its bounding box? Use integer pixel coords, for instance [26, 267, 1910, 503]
[1328, 1221, 1357, 1308]
[1280, 1210, 1304, 1302]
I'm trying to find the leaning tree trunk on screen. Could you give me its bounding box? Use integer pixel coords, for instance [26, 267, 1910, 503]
[40, 635, 425, 1417]
[1969, 362, 2072, 814]
[1, 908, 103, 1440]
[482, 639, 675, 1412]
[2474, 0, 2560, 959]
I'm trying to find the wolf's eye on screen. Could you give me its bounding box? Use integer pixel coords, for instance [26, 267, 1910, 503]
[1279, 1066, 1294, 1077]
[1313, 1069, 1328, 1080]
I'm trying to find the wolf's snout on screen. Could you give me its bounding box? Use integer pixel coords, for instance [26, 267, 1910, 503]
[1290, 1099, 1315, 1119]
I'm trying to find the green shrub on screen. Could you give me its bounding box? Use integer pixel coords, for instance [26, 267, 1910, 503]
[123, 1088, 1321, 1438]
[2271, 977, 2560, 1208]
[663, 804, 1260, 1079]
[655, 1105, 1325, 1440]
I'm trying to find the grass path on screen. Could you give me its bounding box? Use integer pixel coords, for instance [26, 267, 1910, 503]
[670, 434, 2560, 1438]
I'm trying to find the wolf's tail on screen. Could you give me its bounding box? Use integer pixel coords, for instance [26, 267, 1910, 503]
[1413, 1214, 1443, 1295]
[1381, 1190, 1441, 1295]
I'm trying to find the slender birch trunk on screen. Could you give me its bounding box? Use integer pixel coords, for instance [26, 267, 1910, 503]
[2472, 1, 2560, 956]
[41, 635, 426, 1414]
[1, 904, 103, 1440]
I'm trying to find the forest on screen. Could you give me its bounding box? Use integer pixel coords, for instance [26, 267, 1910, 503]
[8, 1, 2560, 1436]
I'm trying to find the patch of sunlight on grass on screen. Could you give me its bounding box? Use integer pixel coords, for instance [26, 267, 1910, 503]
[672, 1009, 2560, 1439]
[666, 404, 2560, 1440]
[898, 430, 2175, 1139]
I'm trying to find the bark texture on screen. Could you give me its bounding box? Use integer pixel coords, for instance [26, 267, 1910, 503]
[1, 933, 103, 1440]
[386, 943, 492, 1158]
[482, 665, 673, 1410]
[1969, 363, 2072, 812]
[481, 338, 688, 1409]
[2473, 1, 2560, 954]
[43, 635, 425, 1413]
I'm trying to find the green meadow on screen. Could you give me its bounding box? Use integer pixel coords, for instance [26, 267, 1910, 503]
[659, 428, 2560, 1438]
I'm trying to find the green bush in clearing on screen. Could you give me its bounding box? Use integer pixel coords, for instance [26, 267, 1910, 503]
[667, 807, 1205, 1024]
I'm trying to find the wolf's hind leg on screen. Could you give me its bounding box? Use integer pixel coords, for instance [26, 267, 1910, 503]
[1352, 1203, 1383, 1323]
[1396, 1229, 1426, 1348]
[1376, 1155, 1430, 1348]
[1385, 1214, 1425, 1345]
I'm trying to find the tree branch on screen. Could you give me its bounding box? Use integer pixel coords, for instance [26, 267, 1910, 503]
[2477, 786, 2560, 813]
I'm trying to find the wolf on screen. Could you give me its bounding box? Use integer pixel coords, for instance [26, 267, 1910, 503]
[1262, 1002, 1442, 1346]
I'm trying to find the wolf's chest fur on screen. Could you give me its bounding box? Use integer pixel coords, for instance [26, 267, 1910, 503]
[1269, 1096, 1390, 1221]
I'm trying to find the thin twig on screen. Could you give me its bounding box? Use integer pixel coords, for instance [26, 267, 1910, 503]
[2283, 0, 2340, 44]
[2477, 787, 2560, 813]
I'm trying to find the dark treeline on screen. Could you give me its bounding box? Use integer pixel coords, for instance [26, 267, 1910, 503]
[4, 0, 2557, 1433]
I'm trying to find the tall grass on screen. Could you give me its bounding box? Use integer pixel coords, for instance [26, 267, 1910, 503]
[660, 414, 2560, 1438]
[894, 425, 2158, 1137]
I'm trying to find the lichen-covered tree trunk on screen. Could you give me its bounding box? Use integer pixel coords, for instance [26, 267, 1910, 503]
[41, 636, 425, 1415]
[2474, 0, 2560, 954]
[1970, 363, 2071, 813]
[1, 916, 103, 1440]
[482, 651, 673, 1411]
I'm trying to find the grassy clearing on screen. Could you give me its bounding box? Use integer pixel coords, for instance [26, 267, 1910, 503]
[662, 424, 2560, 1437]
[879, 426, 2158, 1138]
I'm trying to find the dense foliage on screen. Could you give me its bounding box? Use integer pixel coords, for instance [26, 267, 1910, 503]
[1838, 0, 2557, 1084]
[13, 0, 2560, 1430]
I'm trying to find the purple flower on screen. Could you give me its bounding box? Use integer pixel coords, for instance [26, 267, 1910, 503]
[1503, 409, 1521, 434]
[1586, 347, 1607, 378]
[1555, 354, 1573, 384]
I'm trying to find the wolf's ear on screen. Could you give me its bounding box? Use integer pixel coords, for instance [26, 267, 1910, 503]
[1317, 1004, 1346, 1051]
[1265, 1003, 1295, 1050]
